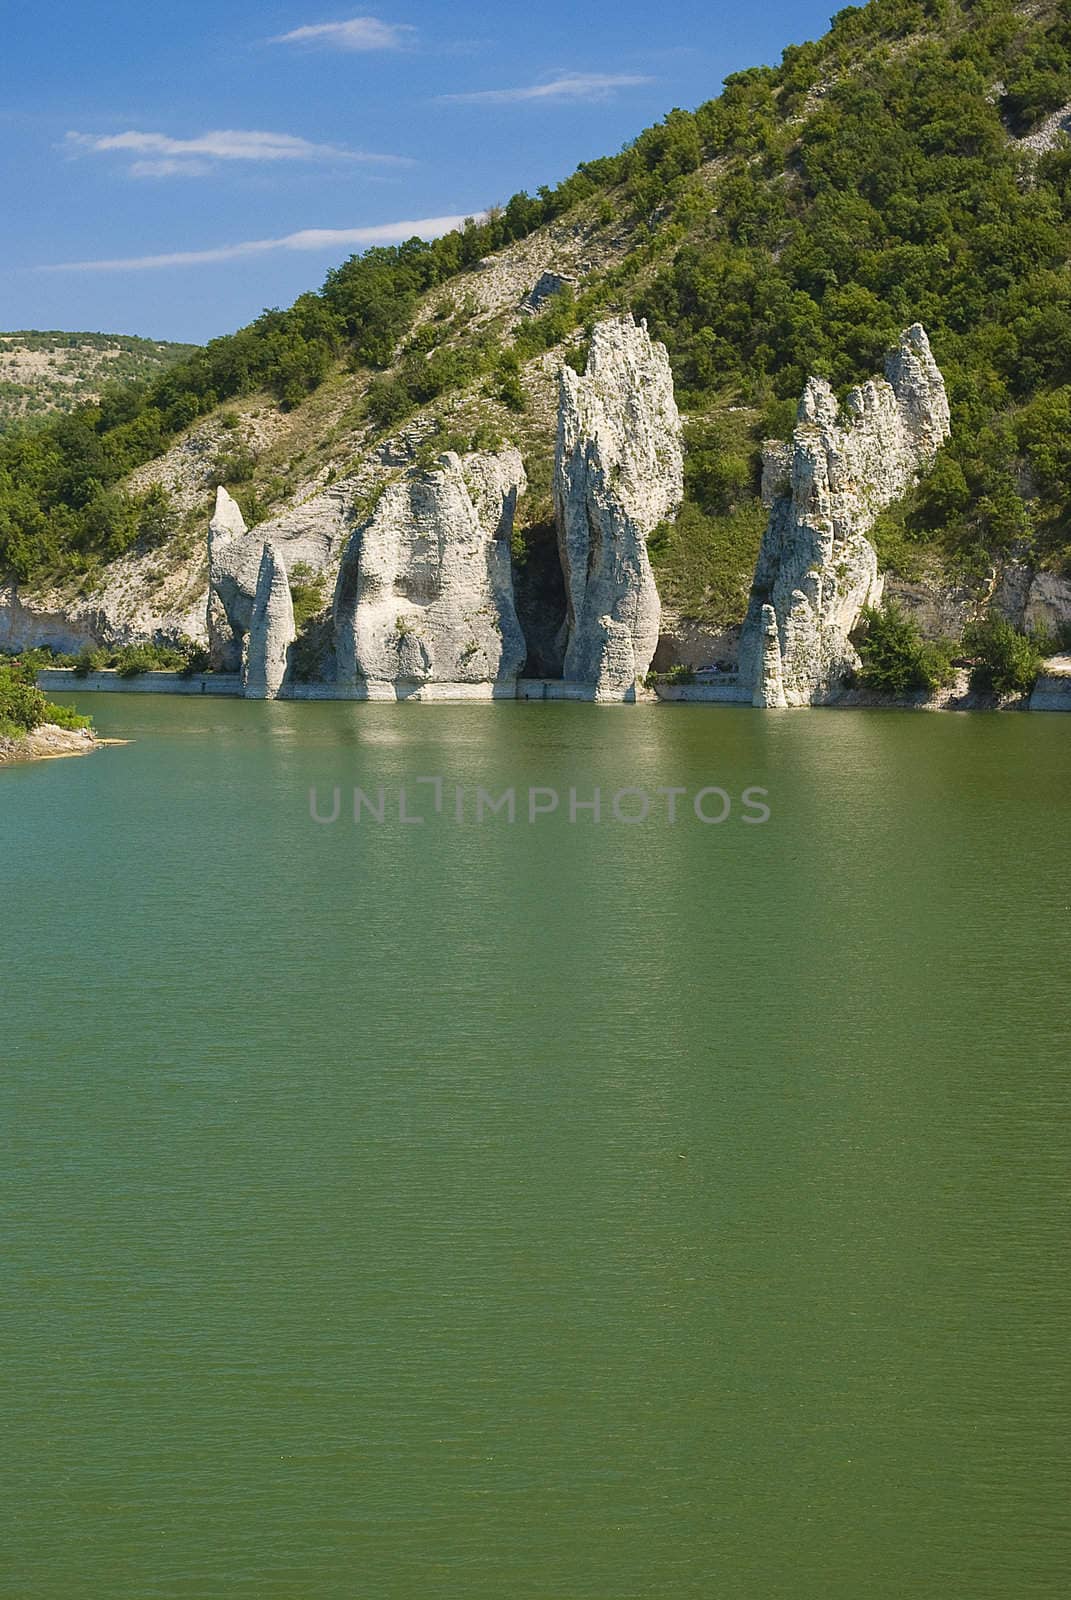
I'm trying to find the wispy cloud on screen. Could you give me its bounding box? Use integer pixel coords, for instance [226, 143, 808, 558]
[40, 213, 486, 272]
[65, 128, 409, 178]
[441, 72, 654, 105]
[129, 157, 213, 179]
[270, 16, 414, 51]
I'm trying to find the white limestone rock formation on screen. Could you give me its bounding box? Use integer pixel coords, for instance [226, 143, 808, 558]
[333, 448, 527, 697]
[243, 544, 295, 700]
[760, 440, 793, 508]
[738, 323, 951, 706]
[755, 604, 787, 708]
[1029, 654, 1071, 711]
[521, 271, 576, 315]
[554, 317, 683, 700]
[207, 484, 350, 672]
[206, 487, 250, 671]
[993, 561, 1071, 636]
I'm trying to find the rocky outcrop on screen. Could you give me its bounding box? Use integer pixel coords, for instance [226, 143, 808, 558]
[738, 324, 951, 706]
[883, 573, 977, 641]
[1029, 654, 1071, 711]
[243, 545, 295, 700]
[333, 449, 527, 697]
[207, 484, 349, 672]
[993, 561, 1071, 636]
[207, 487, 251, 671]
[0, 546, 208, 656]
[521, 272, 576, 315]
[650, 616, 740, 676]
[555, 317, 683, 699]
[0, 583, 102, 656]
[1013, 101, 1071, 156]
[0, 723, 98, 765]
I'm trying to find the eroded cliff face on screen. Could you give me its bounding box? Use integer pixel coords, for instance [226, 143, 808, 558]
[738, 324, 951, 706]
[333, 449, 527, 697]
[0, 546, 208, 656]
[243, 545, 296, 700]
[554, 317, 683, 700]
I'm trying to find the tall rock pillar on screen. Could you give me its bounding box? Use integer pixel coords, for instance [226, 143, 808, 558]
[244, 544, 295, 700]
[554, 317, 683, 700]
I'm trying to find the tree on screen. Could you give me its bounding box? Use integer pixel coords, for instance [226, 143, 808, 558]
[962, 615, 1045, 696]
[858, 601, 955, 693]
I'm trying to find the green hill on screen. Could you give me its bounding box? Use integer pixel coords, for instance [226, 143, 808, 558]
[0, 331, 198, 434]
[3, 0, 1071, 625]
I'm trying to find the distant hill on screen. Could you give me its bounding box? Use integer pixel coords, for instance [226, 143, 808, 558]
[0, 331, 198, 432]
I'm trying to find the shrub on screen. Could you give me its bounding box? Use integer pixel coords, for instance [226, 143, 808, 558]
[365, 376, 412, 430]
[493, 372, 527, 412]
[643, 664, 697, 686]
[73, 646, 104, 677]
[858, 602, 956, 694]
[684, 415, 757, 515]
[871, 513, 926, 581]
[178, 643, 212, 677]
[4, 645, 71, 673]
[113, 643, 160, 678]
[290, 613, 334, 683]
[135, 484, 179, 549]
[70, 638, 209, 677]
[0, 660, 89, 736]
[1001, 61, 1071, 135]
[209, 449, 256, 487]
[0, 660, 48, 732]
[962, 614, 1045, 696]
[41, 700, 90, 731]
[111, 641, 186, 677]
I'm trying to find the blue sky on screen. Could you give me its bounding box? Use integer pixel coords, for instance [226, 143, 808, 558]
[1, 2, 835, 344]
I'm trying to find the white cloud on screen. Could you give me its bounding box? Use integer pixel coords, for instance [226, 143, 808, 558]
[65, 129, 409, 177]
[441, 72, 654, 105]
[40, 214, 486, 272]
[128, 158, 213, 179]
[270, 16, 414, 51]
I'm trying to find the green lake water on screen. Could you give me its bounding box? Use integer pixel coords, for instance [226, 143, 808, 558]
[1, 696, 1068, 1599]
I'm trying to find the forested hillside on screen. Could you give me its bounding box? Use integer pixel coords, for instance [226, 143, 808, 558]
[3, 0, 1071, 621]
[0, 332, 196, 434]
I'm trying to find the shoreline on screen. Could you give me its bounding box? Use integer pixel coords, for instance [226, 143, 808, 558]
[0, 723, 101, 766]
[35, 662, 1071, 712]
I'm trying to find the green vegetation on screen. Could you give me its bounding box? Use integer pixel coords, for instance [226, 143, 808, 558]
[287, 562, 333, 682]
[649, 412, 766, 624]
[4, 0, 1071, 616]
[0, 658, 90, 739]
[961, 613, 1047, 693]
[113, 642, 179, 678]
[645, 664, 698, 686]
[857, 600, 956, 692]
[0, 331, 196, 434]
[288, 562, 327, 630]
[857, 602, 1047, 696]
[65, 639, 208, 677]
[635, 0, 1071, 583]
